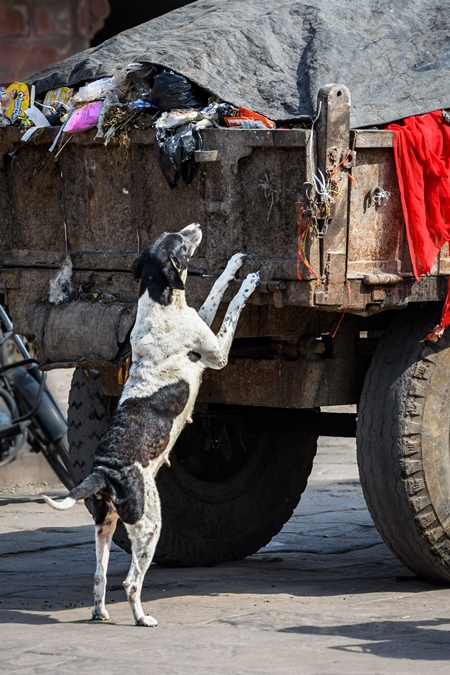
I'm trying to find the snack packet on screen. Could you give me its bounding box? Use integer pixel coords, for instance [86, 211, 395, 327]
[1, 82, 29, 122]
[42, 87, 74, 112]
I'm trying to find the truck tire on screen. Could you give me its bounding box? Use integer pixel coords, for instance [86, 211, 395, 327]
[357, 303, 450, 583]
[68, 367, 317, 565]
[152, 410, 317, 566]
[68, 367, 118, 483]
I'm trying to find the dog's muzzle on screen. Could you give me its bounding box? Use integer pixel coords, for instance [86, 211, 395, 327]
[179, 222, 202, 255]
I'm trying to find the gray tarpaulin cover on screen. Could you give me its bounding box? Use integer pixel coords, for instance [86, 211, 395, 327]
[29, 0, 450, 128]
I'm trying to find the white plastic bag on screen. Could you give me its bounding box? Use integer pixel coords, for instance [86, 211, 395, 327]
[72, 78, 112, 105]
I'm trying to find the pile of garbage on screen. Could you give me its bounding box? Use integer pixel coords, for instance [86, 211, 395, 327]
[0, 63, 301, 188]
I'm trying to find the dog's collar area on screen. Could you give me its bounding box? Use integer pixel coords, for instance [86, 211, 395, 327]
[138, 267, 173, 305]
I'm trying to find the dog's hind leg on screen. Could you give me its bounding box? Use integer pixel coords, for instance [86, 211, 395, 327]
[122, 479, 161, 626]
[198, 253, 246, 327]
[92, 511, 118, 621]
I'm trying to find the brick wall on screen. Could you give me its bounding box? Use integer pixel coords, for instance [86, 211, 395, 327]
[0, 0, 110, 85]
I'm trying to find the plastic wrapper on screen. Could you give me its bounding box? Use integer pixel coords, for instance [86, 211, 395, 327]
[42, 87, 74, 112]
[130, 99, 156, 110]
[72, 78, 113, 105]
[48, 255, 73, 304]
[0, 90, 10, 127]
[225, 118, 268, 129]
[224, 106, 275, 129]
[72, 63, 144, 107]
[151, 71, 208, 111]
[1, 82, 29, 122]
[21, 105, 51, 142]
[155, 109, 199, 130]
[65, 101, 103, 132]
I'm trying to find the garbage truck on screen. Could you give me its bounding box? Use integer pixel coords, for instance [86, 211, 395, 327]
[1, 0, 450, 582]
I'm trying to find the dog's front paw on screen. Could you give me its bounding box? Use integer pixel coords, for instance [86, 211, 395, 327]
[136, 614, 158, 627]
[91, 609, 110, 621]
[240, 271, 260, 297]
[225, 253, 246, 277]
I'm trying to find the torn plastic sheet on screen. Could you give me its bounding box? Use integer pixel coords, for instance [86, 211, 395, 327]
[153, 102, 236, 187]
[48, 123, 66, 153]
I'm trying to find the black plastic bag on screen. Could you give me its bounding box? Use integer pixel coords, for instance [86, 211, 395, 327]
[155, 123, 198, 189]
[151, 70, 208, 110]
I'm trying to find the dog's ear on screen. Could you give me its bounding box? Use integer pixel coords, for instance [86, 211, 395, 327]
[132, 250, 149, 281]
[163, 254, 185, 290]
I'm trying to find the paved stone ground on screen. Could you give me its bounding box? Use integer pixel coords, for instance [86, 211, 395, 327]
[1, 375, 450, 674]
[2, 429, 450, 674]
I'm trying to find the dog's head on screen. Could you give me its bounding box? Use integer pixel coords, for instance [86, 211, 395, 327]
[132, 223, 202, 298]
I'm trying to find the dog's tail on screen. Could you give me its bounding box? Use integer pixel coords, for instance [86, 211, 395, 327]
[43, 472, 107, 511]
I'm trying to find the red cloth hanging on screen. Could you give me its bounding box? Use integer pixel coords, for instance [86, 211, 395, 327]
[387, 111, 450, 339]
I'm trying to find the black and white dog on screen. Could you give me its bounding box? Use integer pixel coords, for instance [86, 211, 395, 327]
[44, 223, 259, 626]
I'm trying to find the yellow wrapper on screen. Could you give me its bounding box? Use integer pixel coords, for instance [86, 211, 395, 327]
[43, 87, 74, 111]
[3, 82, 29, 122]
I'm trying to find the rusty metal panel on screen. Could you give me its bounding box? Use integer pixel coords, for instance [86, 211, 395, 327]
[196, 312, 369, 409]
[59, 143, 137, 262]
[0, 123, 311, 343]
[198, 128, 309, 277]
[347, 140, 412, 279]
[233, 146, 307, 279]
[197, 354, 368, 408]
[1, 145, 66, 265]
[350, 129, 450, 279]
[0, 127, 308, 280]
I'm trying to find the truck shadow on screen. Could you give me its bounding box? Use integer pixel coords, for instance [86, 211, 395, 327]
[280, 618, 450, 660]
